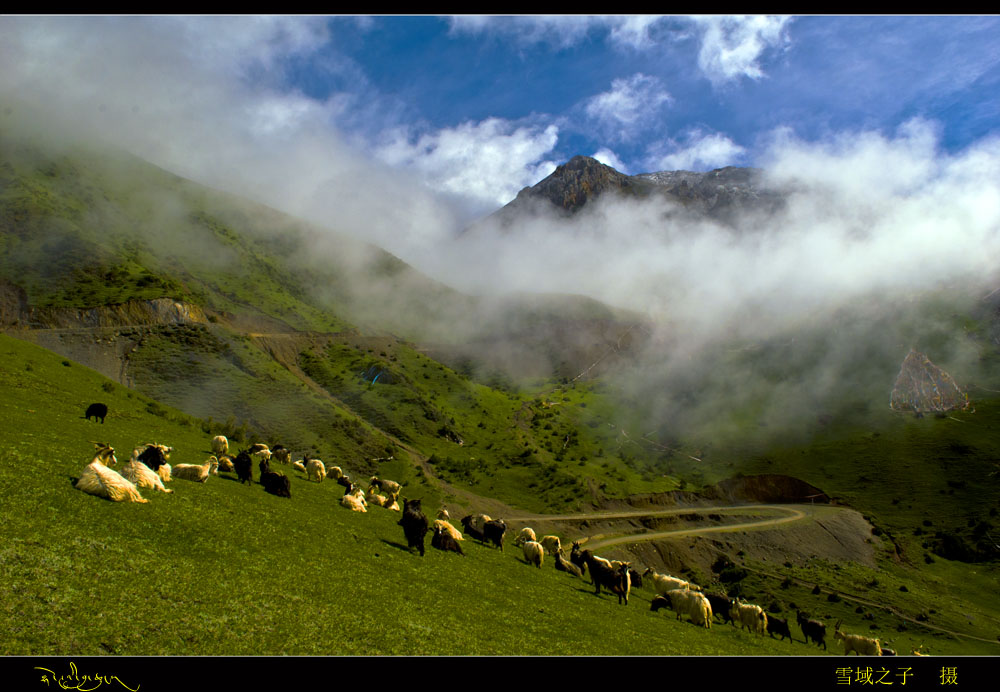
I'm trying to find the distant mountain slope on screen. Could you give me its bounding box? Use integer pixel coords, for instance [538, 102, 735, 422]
[0, 120, 470, 339]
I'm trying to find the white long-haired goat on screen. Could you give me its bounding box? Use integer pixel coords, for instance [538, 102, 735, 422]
[75, 443, 148, 503]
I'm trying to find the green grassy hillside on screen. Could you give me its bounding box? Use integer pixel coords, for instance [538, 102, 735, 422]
[0, 335, 808, 656]
[3, 335, 998, 656]
[0, 118, 476, 338]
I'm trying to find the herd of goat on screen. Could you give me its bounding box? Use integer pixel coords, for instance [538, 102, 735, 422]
[74, 429, 912, 656]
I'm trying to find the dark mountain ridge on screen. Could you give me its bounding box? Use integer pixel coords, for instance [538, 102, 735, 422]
[471, 154, 787, 232]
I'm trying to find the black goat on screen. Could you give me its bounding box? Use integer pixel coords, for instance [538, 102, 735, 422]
[460, 515, 487, 543]
[258, 456, 271, 478]
[233, 449, 254, 486]
[767, 614, 794, 642]
[398, 498, 429, 556]
[581, 550, 631, 605]
[706, 593, 736, 626]
[431, 525, 464, 555]
[84, 402, 108, 423]
[261, 470, 291, 498]
[137, 445, 167, 472]
[483, 519, 507, 552]
[569, 540, 588, 576]
[628, 568, 643, 589]
[797, 611, 828, 650]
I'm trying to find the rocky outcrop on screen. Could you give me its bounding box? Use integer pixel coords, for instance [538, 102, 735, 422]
[0, 279, 207, 330]
[0, 280, 209, 384]
[0, 279, 31, 327]
[889, 349, 970, 414]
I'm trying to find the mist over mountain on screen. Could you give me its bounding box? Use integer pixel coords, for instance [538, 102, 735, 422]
[431, 129, 1000, 452]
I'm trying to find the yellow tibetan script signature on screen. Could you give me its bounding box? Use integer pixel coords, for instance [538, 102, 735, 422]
[35, 662, 139, 691]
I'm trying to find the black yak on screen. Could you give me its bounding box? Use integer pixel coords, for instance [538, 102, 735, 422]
[399, 498, 429, 556]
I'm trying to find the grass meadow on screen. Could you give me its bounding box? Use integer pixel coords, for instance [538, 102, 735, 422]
[0, 335, 810, 656]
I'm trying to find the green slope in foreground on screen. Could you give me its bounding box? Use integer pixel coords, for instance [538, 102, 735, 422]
[0, 334, 803, 655]
[3, 335, 1000, 656]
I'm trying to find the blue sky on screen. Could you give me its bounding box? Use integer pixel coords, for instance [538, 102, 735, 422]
[293, 15, 1000, 175]
[289, 15, 1000, 213]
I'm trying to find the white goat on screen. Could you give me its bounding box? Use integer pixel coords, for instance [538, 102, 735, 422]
[326, 465, 344, 480]
[521, 540, 544, 568]
[366, 487, 400, 510]
[540, 535, 562, 555]
[250, 444, 272, 462]
[340, 486, 367, 512]
[437, 508, 450, 521]
[75, 443, 148, 504]
[210, 435, 229, 457]
[306, 458, 326, 482]
[835, 621, 883, 655]
[643, 568, 701, 595]
[120, 449, 174, 494]
[172, 456, 219, 483]
[730, 599, 768, 635]
[433, 519, 464, 542]
[217, 455, 235, 473]
[663, 589, 713, 628]
[369, 476, 401, 496]
[513, 527, 537, 547]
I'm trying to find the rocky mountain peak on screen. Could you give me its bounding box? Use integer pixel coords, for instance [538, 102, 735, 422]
[472, 155, 787, 234]
[512, 155, 637, 214]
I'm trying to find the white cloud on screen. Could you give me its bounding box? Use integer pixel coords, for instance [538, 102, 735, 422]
[446, 15, 596, 49]
[607, 15, 665, 49]
[592, 147, 628, 172]
[446, 15, 668, 51]
[374, 118, 560, 210]
[761, 117, 941, 200]
[0, 16, 464, 262]
[689, 15, 792, 85]
[647, 130, 747, 171]
[584, 73, 672, 141]
[170, 15, 330, 82]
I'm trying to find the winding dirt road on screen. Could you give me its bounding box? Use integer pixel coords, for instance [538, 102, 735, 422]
[508, 503, 1000, 647]
[511, 503, 815, 551]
